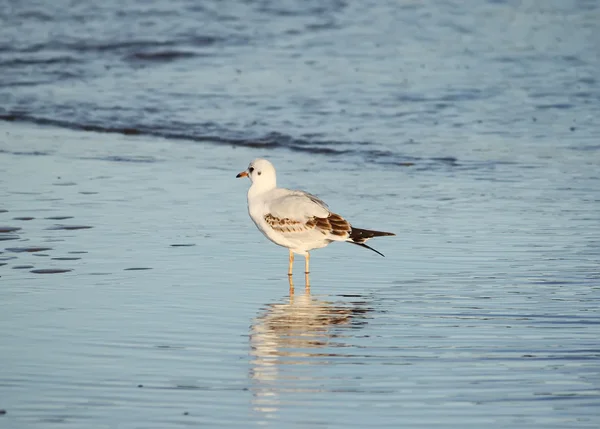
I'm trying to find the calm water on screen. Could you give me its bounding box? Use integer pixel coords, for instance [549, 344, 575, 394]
[1, 0, 600, 428]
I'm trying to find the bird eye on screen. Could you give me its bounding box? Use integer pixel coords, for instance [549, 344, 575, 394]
[248, 167, 254, 173]
[257, 171, 262, 176]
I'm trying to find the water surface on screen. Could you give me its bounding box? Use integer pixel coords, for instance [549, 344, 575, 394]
[1, 0, 599, 427]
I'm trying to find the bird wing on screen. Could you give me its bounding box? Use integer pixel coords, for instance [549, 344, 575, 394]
[264, 189, 351, 238]
[267, 189, 329, 221]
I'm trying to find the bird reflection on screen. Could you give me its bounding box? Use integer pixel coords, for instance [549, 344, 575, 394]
[249, 276, 371, 417]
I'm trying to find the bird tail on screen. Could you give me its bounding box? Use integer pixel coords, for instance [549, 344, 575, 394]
[347, 228, 395, 257]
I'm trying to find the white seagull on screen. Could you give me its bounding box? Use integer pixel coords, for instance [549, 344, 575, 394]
[236, 159, 395, 275]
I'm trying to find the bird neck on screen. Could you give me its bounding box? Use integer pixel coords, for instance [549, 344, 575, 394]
[248, 179, 276, 200]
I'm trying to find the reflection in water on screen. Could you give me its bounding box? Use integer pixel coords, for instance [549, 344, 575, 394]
[249, 277, 372, 417]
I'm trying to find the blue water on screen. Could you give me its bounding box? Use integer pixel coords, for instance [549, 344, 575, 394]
[1, 0, 599, 427]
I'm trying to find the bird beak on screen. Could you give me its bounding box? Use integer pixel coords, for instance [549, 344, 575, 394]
[236, 170, 248, 178]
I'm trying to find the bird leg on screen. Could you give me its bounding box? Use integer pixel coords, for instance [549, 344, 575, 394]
[288, 250, 294, 277]
[305, 272, 310, 291]
[288, 275, 295, 295]
[304, 252, 310, 274]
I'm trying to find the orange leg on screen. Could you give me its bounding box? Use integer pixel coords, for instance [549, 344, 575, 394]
[288, 250, 294, 277]
[304, 252, 310, 274]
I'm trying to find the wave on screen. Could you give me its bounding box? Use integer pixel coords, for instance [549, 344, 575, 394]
[0, 112, 465, 169]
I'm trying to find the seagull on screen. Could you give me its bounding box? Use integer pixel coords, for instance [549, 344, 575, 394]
[236, 158, 395, 276]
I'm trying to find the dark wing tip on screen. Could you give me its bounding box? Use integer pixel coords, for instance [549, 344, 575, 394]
[349, 227, 395, 243]
[350, 242, 386, 257]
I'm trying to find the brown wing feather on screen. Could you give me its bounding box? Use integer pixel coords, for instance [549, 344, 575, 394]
[312, 213, 351, 237]
[264, 212, 351, 237]
[264, 213, 311, 233]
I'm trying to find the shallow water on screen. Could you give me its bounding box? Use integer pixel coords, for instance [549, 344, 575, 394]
[1, 121, 598, 428]
[1, 0, 600, 427]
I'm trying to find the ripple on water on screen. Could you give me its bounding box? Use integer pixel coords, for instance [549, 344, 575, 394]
[81, 155, 159, 163]
[52, 181, 77, 186]
[30, 268, 72, 274]
[0, 234, 20, 241]
[46, 225, 93, 230]
[6, 246, 52, 253]
[0, 226, 21, 233]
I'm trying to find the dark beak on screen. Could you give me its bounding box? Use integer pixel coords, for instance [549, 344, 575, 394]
[236, 170, 248, 178]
